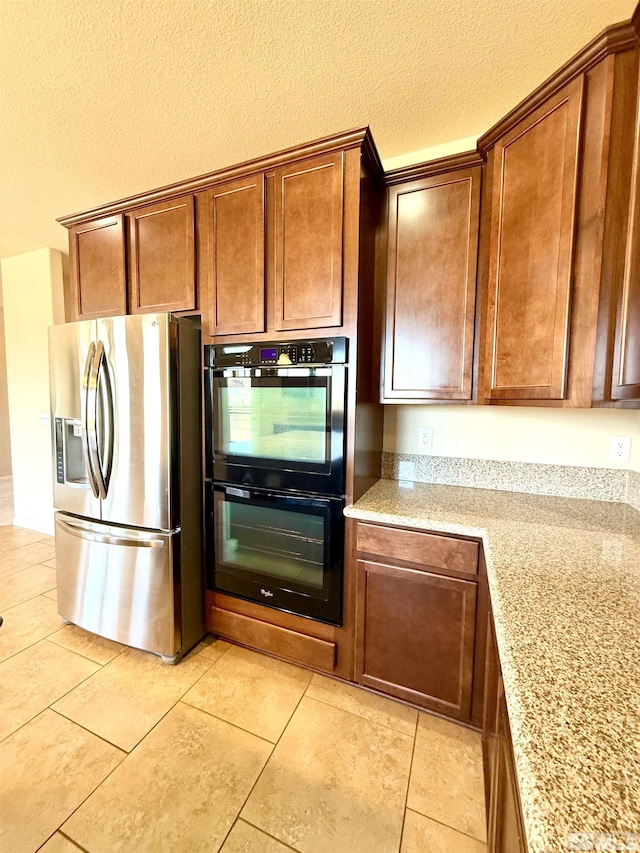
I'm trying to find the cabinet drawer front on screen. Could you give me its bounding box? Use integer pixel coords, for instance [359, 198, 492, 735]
[357, 522, 478, 575]
[356, 560, 477, 719]
[209, 607, 336, 673]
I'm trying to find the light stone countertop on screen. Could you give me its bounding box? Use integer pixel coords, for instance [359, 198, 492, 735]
[344, 478, 640, 853]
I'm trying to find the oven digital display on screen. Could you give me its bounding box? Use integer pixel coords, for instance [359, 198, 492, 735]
[260, 348, 278, 361]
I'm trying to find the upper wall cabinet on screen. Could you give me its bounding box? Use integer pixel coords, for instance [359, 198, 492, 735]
[127, 196, 196, 314]
[483, 77, 584, 402]
[274, 152, 344, 332]
[382, 162, 481, 402]
[69, 215, 127, 320]
[611, 58, 640, 402]
[203, 174, 266, 336]
[65, 196, 197, 320]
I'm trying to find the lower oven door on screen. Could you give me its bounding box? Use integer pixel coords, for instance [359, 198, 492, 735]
[209, 483, 344, 626]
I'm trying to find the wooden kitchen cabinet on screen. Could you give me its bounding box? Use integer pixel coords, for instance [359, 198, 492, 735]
[274, 152, 345, 331]
[611, 58, 640, 402]
[382, 160, 482, 401]
[484, 614, 528, 853]
[483, 77, 584, 402]
[66, 196, 196, 319]
[202, 175, 266, 336]
[355, 521, 481, 721]
[69, 215, 127, 319]
[127, 195, 196, 314]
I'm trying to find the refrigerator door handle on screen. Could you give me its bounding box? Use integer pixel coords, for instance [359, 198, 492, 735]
[87, 341, 108, 499]
[56, 517, 167, 548]
[96, 341, 114, 496]
[81, 342, 100, 498]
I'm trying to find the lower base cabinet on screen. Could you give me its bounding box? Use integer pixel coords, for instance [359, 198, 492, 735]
[484, 615, 528, 853]
[354, 521, 481, 722]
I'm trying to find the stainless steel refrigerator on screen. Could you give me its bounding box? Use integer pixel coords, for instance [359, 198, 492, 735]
[48, 313, 204, 663]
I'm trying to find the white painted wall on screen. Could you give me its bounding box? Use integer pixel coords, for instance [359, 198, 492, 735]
[382, 136, 480, 171]
[1, 248, 65, 533]
[384, 405, 640, 473]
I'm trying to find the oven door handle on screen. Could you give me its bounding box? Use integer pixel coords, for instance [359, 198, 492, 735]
[221, 485, 330, 506]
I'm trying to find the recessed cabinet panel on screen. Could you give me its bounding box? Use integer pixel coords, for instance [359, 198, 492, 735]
[275, 153, 344, 331]
[356, 559, 477, 720]
[384, 168, 481, 400]
[70, 215, 126, 319]
[129, 196, 195, 314]
[486, 77, 584, 400]
[209, 176, 265, 336]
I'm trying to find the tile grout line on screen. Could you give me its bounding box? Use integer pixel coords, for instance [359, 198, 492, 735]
[213, 669, 314, 852]
[302, 688, 418, 738]
[398, 713, 420, 852]
[403, 806, 489, 846]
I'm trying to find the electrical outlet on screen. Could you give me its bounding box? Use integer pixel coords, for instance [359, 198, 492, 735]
[418, 427, 433, 452]
[39, 413, 50, 427]
[398, 460, 415, 481]
[609, 436, 631, 463]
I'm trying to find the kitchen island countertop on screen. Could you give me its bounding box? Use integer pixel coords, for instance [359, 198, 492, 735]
[345, 478, 640, 853]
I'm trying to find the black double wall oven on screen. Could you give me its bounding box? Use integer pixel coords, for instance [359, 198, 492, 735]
[204, 338, 347, 625]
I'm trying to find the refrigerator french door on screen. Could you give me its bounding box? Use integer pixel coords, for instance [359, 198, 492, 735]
[209, 483, 344, 625]
[48, 313, 203, 663]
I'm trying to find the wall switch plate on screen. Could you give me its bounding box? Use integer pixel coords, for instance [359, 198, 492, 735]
[39, 413, 50, 426]
[609, 436, 631, 463]
[418, 427, 433, 452]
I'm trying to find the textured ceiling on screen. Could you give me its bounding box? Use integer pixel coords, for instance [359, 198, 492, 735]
[0, 0, 637, 260]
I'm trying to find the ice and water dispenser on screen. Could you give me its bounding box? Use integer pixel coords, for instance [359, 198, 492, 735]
[54, 417, 88, 487]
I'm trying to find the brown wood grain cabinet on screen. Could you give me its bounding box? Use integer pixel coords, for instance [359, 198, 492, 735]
[274, 152, 344, 331]
[69, 215, 127, 319]
[483, 77, 584, 402]
[383, 163, 481, 401]
[128, 196, 196, 314]
[355, 521, 482, 722]
[484, 615, 528, 853]
[203, 175, 266, 336]
[612, 59, 640, 401]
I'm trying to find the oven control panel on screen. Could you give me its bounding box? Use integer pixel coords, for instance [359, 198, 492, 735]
[208, 337, 347, 367]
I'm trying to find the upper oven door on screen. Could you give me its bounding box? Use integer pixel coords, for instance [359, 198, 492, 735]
[207, 364, 345, 495]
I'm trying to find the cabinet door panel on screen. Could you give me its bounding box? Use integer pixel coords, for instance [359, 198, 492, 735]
[208, 175, 265, 336]
[356, 559, 477, 720]
[486, 77, 584, 400]
[384, 168, 481, 400]
[70, 215, 126, 319]
[613, 74, 640, 401]
[129, 196, 195, 313]
[275, 153, 344, 331]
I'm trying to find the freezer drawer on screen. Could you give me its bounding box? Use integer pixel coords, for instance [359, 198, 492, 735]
[55, 513, 180, 660]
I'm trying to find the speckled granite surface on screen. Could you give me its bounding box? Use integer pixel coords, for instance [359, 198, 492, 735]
[345, 479, 640, 853]
[383, 452, 632, 504]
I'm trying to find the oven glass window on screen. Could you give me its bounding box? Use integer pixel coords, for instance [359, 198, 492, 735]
[217, 498, 325, 590]
[217, 377, 328, 463]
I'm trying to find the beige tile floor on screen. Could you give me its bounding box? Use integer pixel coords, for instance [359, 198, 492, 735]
[0, 523, 488, 853]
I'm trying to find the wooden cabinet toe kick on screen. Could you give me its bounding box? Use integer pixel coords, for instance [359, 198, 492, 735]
[209, 606, 337, 673]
